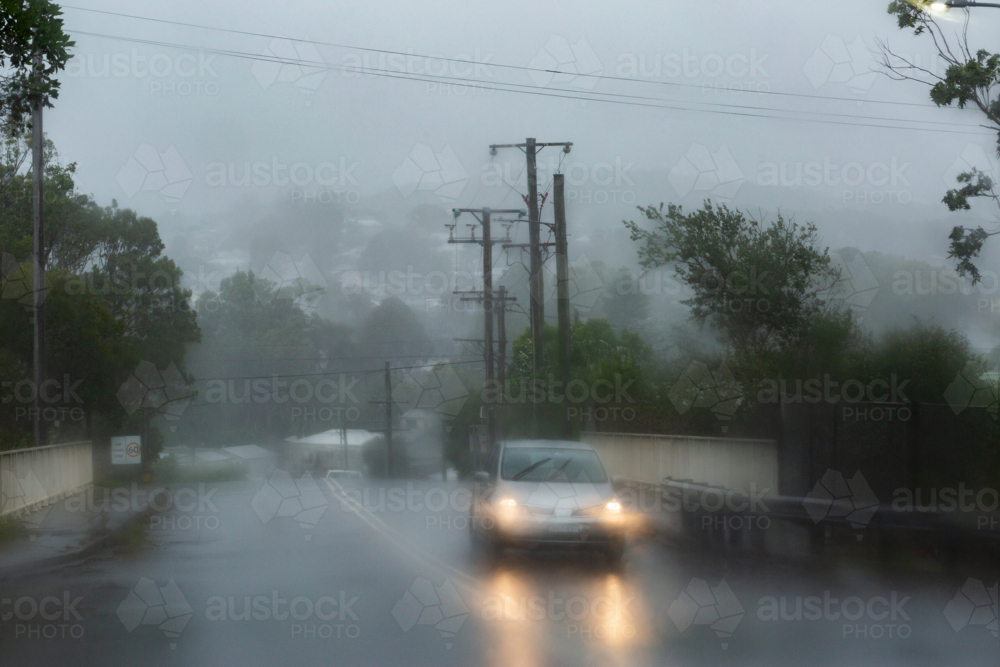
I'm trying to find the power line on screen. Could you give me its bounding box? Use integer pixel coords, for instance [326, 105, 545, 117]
[65, 29, 994, 137]
[63, 5, 949, 111]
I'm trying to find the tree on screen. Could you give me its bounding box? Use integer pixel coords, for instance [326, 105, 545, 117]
[0, 271, 137, 449]
[502, 319, 653, 436]
[189, 271, 377, 445]
[0, 138, 200, 451]
[0, 144, 200, 368]
[597, 267, 651, 331]
[359, 296, 431, 361]
[0, 0, 74, 129]
[879, 2, 1000, 283]
[623, 201, 842, 370]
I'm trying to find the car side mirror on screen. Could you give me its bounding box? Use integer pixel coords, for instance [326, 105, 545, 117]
[474, 471, 489, 484]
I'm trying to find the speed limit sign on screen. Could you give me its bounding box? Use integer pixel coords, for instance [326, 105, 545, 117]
[112, 436, 142, 465]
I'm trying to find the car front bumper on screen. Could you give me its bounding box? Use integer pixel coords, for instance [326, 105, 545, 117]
[489, 513, 626, 546]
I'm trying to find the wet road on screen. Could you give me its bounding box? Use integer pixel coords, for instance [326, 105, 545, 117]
[1, 475, 996, 666]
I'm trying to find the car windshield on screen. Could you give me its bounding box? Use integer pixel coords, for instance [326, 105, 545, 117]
[5, 2, 999, 665]
[501, 448, 607, 483]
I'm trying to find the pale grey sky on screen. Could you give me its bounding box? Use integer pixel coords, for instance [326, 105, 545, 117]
[46, 1, 1000, 268]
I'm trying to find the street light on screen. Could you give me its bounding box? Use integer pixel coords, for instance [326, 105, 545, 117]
[930, 0, 1000, 10]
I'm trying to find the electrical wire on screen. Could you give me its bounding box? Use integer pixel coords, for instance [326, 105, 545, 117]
[62, 5, 952, 111]
[65, 29, 995, 137]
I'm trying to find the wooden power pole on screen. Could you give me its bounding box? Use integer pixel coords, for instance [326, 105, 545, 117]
[553, 174, 572, 437]
[450, 208, 521, 450]
[489, 139, 572, 436]
[384, 361, 393, 477]
[32, 54, 46, 448]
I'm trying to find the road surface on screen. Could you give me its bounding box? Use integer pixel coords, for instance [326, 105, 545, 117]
[1, 475, 996, 666]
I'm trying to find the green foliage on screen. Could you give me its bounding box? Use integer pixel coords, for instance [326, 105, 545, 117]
[0, 137, 198, 451]
[0, 0, 75, 128]
[930, 49, 1000, 113]
[0, 514, 27, 542]
[853, 324, 974, 403]
[500, 319, 653, 437]
[359, 296, 431, 360]
[884, 2, 1000, 282]
[597, 267, 650, 330]
[887, 1, 932, 33]
[624, 200, 841, 359]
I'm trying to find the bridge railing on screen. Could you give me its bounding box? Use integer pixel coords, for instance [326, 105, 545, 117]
[0, 441, 93, 516]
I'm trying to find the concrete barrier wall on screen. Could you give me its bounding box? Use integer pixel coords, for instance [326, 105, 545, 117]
[581, 432, 779, 491]
[0, 442, 93, 516]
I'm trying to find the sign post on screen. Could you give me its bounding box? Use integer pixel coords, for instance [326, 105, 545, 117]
[112, 436, 142, 466]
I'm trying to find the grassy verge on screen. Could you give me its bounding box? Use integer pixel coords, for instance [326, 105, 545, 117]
[0, 515, 27, 543]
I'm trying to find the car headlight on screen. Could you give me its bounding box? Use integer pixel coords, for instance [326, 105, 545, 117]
[605, 499, 622, 513]
[498, 497, 517, 509]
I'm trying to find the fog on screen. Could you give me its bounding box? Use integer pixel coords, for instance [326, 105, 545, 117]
[3, 3, 999, 665]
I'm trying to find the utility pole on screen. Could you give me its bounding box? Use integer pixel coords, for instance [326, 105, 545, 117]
[526, 138, 543, 378]
[489, 139, 572, 436]
[496, 285, 515, 444]
[384, 361, 393, 478]
[341, 415, 348, 471]
[450, 208, 521, 450]
[496, 286, 508, 396]
[553, 174, 572, 437]
[140, 406, 149, 477]
[32, 53, 46, 448]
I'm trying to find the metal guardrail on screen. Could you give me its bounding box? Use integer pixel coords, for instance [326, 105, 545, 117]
[648, 477, 1000, 550]
[0, 441, 93, 517]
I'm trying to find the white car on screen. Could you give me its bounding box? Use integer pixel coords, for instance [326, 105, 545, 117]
[470, 439, 626, 562]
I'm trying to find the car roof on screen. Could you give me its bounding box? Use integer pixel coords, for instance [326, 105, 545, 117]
[501, 439, 596, 451]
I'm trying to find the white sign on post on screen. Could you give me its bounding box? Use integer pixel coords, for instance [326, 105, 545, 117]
[112, 436, 142, 465]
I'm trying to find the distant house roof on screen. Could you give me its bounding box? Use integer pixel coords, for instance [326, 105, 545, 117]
[221, 445, 275, 460]
[195, 450, 231, 463]
[285, 429, 381, 449]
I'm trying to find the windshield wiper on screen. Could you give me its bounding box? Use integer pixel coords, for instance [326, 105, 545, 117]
[511, 457, 551, 480]
[544, 458, 572, 482]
